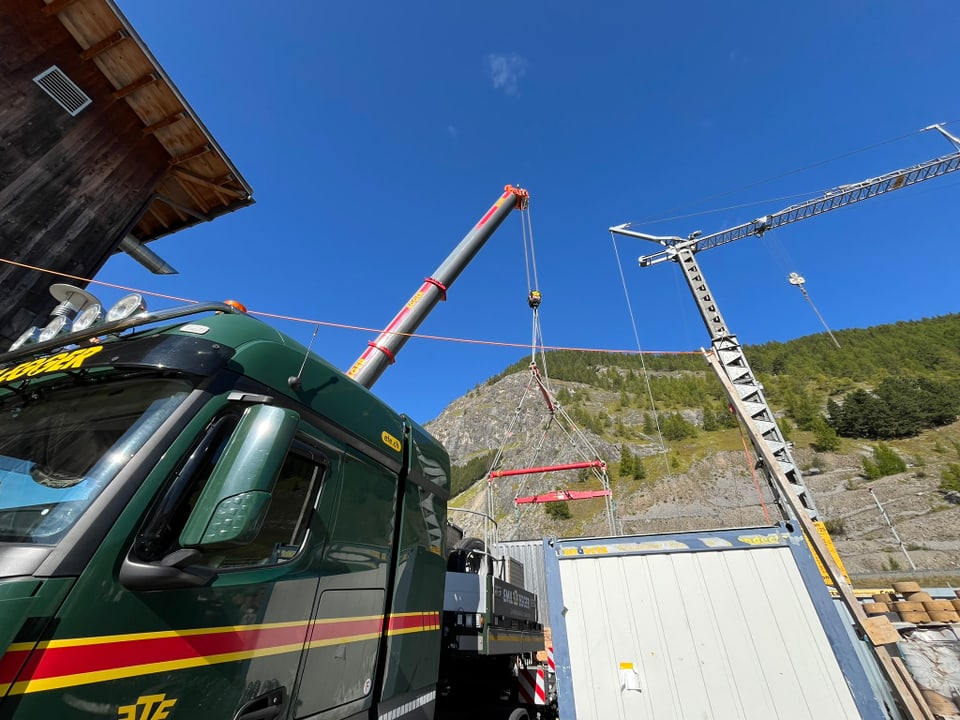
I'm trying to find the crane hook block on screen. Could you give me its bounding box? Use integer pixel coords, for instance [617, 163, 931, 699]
[528, 290, 542, 309]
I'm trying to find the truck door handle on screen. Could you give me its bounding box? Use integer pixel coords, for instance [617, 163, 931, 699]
[234, 688, 285, 720]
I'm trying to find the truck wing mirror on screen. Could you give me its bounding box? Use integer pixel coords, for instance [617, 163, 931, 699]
[120, 548, 219, 591]
[179, 404, 299, 549]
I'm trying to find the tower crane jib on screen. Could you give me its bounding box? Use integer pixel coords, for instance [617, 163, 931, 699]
[619, 123, 960, 268]
[610, 123, 960, 523]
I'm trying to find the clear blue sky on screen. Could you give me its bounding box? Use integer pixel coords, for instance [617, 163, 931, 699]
[98, 2, 960, 423]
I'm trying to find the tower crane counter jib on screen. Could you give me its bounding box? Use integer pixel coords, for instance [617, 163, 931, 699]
[347, 185, 529, 389]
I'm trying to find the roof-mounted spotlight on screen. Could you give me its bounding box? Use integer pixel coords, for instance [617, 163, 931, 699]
[49, 284, 100, 318]
[38, 284, 102, 344]
[8, 327, 40, 352]
[71, 302, 104, 333]
[38, 315, 70, 343]
[106, 293, 147, 323]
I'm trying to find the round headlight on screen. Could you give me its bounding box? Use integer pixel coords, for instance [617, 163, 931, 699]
[9, 327, 39, 352]
[38, 316, 69, 343]
[106, 293, 146, 323]
[72, 303, 103, 333]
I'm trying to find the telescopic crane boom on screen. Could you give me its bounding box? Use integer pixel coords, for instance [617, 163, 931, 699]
[348, 185, 529, 389]
[611, 124, 960, 521]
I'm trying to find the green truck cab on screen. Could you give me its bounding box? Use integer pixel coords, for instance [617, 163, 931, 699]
[0, 299, 449, 720]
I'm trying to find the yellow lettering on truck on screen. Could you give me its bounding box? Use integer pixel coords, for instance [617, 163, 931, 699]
[0, 346, 104, 383]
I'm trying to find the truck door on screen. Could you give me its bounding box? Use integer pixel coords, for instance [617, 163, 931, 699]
[5, 403, 329, 720]
[290, 449, 398, 719]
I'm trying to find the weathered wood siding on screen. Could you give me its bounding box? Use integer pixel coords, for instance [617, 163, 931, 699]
[0, 0, 168, 344]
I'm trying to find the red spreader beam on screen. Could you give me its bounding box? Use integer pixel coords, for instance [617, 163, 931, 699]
[515, 489, 613, 505]
[488, 460, 605, 480]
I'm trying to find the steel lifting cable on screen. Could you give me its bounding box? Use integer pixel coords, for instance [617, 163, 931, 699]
[520, 205, 541, 304]
[522, 206, 556, 412]
[520, 201, 554, 388]
[521, 206, 611, 488]
[485, 378, 536, 528]
[520, 203, 604, 470]
[526, 378, 616, 530]
[517, 200, 552, 411]
[610, 232, 674, 482]
[551, 404, 618, 531]
[487, 377, 536, 479]
[544, 398, 607, 475]
[512, 417, 555, 519]
[486, 201, 618, 534]
[513, 203, 552, 510]
[486, 204, 547, 529]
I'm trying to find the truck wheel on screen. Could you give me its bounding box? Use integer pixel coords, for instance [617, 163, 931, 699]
[447, 537, 487, 574]
[453, 537, 485, 553]
[506, 709, 530, 720]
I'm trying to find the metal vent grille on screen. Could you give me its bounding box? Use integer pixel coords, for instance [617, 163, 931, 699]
[33, 66, 92, 116]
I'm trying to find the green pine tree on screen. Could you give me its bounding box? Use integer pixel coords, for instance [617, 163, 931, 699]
[811, 416, 840, 452]
[619, 444, 635, 478]
[544, 498, 572, 519]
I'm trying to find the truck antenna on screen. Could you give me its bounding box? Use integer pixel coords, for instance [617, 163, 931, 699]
[288, 323, 321, 390]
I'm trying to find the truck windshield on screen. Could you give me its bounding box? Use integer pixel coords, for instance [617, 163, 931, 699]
[0, 374, 193, 544]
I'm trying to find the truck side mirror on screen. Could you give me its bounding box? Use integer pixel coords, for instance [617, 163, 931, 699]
[179, 404, 299, 548]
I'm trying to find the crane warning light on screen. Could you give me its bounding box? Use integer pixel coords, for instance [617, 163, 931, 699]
[223, 300, 248, 313]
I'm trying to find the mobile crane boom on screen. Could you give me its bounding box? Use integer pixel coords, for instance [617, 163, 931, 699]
[348, 185, 529, 389]
[611, 124, 960, 521]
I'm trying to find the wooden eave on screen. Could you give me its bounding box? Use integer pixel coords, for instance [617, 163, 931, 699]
[42, 0, 254, 242]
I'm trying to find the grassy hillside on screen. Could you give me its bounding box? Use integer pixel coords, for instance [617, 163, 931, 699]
[485, 312, 960, 425]
[434, 313, 960, 579]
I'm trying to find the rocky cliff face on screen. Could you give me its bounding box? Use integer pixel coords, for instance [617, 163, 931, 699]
[426, 372, 624, 541]
[426, 370, 960, 579]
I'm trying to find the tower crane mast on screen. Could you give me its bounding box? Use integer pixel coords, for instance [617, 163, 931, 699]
[611, 124, 960, 521]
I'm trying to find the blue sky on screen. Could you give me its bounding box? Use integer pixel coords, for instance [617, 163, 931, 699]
[98, 2, 960, 423]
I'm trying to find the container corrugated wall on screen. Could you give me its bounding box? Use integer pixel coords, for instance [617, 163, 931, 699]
[493, 539, 549, 624]
[544, 526, 885, 720]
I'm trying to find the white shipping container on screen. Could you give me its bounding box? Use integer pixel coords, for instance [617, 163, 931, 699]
[544, 525, 886, 720]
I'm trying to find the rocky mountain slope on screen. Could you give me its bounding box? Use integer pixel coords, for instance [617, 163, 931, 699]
[426, 360, 960, 581]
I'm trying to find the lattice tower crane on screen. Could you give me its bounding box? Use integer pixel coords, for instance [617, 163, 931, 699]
[611, 124, 960, 521]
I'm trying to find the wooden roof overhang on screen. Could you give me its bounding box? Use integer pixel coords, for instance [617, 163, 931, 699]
[41, 0, 254, 243]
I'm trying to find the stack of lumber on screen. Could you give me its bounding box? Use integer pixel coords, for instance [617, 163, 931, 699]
[861, 581, 960, 624]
